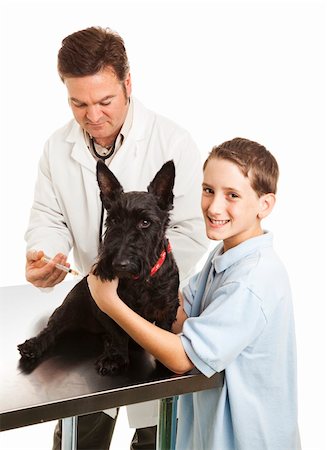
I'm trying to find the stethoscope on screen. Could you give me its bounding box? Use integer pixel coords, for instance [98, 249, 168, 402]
[89, 136, 116, 246]
[89, 135, 115, 161]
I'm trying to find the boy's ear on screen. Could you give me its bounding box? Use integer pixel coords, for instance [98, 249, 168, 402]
[257, 193, 276, 219]
[148, 160, 175, 210]
[96, 160, 124, 208]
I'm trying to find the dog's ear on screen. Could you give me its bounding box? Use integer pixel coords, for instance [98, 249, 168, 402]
[96, 160, 123, 208]
[148, 160, 175, 210]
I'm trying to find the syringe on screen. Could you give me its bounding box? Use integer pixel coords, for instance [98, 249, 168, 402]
[41, 255, 79, 276]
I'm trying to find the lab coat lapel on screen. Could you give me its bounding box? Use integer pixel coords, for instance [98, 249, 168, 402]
[66, 121, 96, 173]
[107, 98, 153, 188]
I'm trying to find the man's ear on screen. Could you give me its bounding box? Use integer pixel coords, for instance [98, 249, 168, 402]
[96, 160, 123, 208]
[124, 72, 132, 98]
[148, 160, 175, 211]
[257, 193, 276, 219]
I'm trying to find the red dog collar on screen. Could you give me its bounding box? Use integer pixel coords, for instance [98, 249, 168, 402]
[150, 241, 172, 277]
[133, 241, 172, 280]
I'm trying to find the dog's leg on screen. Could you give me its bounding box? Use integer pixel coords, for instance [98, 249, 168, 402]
[18, 278, 91, 364]
[17, 318, 65, 361]
[95, 326, 130, 375]
[153, 295, 180, 332]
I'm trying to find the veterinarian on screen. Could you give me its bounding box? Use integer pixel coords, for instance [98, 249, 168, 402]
[88, 138, 301, 450]
[24, 26, 209, 450]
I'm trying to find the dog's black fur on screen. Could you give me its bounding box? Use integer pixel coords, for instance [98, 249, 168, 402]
[18, 160, 180, 375]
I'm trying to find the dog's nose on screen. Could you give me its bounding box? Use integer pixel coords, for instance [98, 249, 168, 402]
[112, 259, 131, 272]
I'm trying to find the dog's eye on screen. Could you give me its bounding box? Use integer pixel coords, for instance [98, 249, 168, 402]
[138, 219, 151, 229]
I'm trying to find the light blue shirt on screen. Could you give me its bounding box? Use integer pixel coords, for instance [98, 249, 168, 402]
[177, 232, 301, 450]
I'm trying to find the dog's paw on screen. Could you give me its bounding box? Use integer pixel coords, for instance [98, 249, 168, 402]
[18, 356, 40, 374]
[95, 353, 129, 376]
[17, 338, 43, 360]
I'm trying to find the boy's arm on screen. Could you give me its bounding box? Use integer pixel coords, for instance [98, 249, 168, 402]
[87, 274, 194, 374]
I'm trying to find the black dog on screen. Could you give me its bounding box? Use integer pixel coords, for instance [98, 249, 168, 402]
[18, 160, 180, 375]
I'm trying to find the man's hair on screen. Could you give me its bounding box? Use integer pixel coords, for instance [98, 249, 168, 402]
[204, 137, 279, 195]
[57, 26, 130, 82]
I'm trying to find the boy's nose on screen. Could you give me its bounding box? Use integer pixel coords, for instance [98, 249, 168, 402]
[208, 195, 224, 214]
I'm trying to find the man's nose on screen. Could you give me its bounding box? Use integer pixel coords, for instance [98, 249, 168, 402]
[86, 105, 103, 122]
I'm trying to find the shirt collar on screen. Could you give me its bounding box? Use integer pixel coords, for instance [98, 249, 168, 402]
[119, 97, 133, 141]
[211, 232, 273, 274]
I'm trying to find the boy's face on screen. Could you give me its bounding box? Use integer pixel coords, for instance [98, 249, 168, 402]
[201, 158, 273, 251]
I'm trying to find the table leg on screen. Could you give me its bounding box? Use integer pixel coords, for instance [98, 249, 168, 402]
[157, 396, 178, 450]
[61, 416, 77, 450]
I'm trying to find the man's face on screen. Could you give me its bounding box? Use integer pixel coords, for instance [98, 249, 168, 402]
[65, 68, 131, 147]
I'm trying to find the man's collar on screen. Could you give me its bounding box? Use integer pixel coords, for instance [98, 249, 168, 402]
[83, 97, 133, 156]
[119, 97, 133, 142]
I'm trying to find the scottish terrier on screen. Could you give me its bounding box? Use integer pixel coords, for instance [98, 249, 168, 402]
[18, 160, 180, 375]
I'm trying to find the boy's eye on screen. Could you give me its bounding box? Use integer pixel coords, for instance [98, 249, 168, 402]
[228, 192, 239, 199]
[138, 220, 151, 229]
[203, 187, 214, 195]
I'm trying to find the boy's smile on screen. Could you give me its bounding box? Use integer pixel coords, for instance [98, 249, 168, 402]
[207, 218, 230, 226]
[201, 158, 273, 251]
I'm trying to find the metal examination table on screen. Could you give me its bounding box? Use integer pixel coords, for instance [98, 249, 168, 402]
[0, 281, 223, 450]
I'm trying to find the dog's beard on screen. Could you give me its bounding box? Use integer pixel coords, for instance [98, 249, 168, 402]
[92, 255, 143, 281]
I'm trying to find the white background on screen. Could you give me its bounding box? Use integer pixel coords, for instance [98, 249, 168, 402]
[0, 0, 326, 449]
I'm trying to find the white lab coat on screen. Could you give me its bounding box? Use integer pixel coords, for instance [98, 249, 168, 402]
[25, 97, 209, 427]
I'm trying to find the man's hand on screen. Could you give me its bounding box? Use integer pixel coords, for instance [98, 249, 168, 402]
[25, 250, 69, 288]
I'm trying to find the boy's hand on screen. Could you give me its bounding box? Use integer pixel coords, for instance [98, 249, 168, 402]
[87, 273, 120, 314]
[25, 250, 68, 288]
[171, 291, 188, 334]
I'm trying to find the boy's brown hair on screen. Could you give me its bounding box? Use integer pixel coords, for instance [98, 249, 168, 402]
[204, 137, 279, 196]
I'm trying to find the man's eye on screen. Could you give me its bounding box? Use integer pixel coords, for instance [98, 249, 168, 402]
[203, 187, 213, 194]
[138, 220, 151, 229]
[70, 99, 86, 108]
[229, 193, 239, 199]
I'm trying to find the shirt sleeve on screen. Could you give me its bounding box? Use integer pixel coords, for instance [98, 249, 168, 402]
[180, 281, 267, 377]
[24, 144, 73, 257]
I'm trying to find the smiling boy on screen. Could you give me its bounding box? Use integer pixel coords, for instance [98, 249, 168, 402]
[88, 137, 301, 449]
[201, 145, 276, 250]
